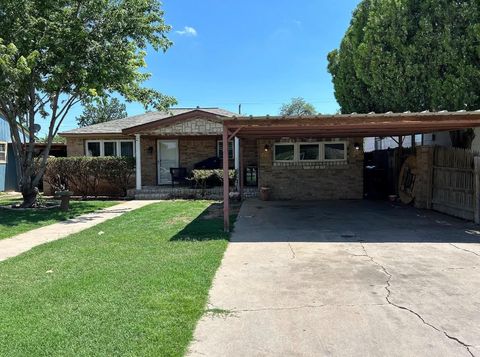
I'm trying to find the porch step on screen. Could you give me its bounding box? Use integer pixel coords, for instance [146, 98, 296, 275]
[131, 186, 258, 200]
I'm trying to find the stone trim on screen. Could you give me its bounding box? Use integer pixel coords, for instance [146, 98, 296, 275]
[272, 161, 349, 169]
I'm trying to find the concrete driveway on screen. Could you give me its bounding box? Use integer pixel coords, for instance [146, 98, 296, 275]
[188, 200, 480, 357]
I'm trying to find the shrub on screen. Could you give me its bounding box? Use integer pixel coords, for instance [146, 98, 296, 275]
[191, 169, 236, 189]
[45, 157, 135, 197]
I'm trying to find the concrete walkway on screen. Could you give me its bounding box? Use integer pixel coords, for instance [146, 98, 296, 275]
[0, 200, 156, 262]
[188, 200, 480, 357]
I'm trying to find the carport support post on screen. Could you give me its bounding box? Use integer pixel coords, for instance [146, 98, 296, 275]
[474, 157, 480, 224]
[223, 126, 230, 232]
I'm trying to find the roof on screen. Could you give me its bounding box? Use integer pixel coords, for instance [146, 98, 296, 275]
[223, 110, 480, 138]
[60, 108, 237, 136]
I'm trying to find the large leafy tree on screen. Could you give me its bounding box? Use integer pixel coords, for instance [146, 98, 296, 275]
[77, 97, 128, 127]
[279, 97, 317, 116]
[0, 0, 176, 207]
[328, 0, 480, 146]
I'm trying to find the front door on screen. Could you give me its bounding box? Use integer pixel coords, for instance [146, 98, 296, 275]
[157, 140, 179, 185]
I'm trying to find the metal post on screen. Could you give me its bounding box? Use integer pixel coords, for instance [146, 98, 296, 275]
[234, 137, 240, 191]
[239, 138, 244, 199]
[223, 126, 230, 232]
[135, 134, 142, 190]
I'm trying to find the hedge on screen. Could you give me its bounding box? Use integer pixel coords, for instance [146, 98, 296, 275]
[45, 157, 135, 197]
[191, 169, 237, 188]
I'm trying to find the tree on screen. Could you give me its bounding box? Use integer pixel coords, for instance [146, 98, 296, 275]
[328, 0, 480, 147]
[77, 97, 128, 127]
[0, 0, 176, 207]
[279, 97, 317, 116]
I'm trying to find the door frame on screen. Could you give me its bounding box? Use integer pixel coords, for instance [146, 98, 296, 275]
[157, 139, 179, 185]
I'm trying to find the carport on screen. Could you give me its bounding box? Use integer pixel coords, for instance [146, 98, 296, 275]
[221, 111, 480, 231]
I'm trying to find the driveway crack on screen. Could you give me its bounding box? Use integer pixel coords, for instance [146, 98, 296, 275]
[359, 243, 475, 357]
[230, 302, 387, 313]
[450, 243, 480, 258]
[287, 242, 296, 259]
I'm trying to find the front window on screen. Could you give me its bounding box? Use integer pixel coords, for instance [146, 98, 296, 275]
[324, 143, 346, 161]
[87, 142, 101, 157]
[86, 140, 135, 157]
[120, 141, 134, 157]
[217, 140, 234, 159]
[103, 141, 117, 156]
[273, 141, 348, 163]
[299, 144, 319, 161]
[0, 142, 7, 163]
[274, 144, 295, 161]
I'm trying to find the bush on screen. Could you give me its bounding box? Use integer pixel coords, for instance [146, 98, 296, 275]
[191, 169, 236, 189]
[45, 157, 135, 197]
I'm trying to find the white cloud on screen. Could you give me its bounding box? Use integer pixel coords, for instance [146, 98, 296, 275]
[175, 26, 197, 37]
[293, 20, 302, 28]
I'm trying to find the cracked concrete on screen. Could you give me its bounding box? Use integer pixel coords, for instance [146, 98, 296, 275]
[188, 200, 480, 357]
[360, 243, 474, 357]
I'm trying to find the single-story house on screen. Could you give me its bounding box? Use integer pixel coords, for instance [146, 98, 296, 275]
[59, 107, 365, 200]
[61, 108, 480, 231]
[0, 117, 18, 192]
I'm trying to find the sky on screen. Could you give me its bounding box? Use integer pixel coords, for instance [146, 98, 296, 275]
[53, 0, 362, 136]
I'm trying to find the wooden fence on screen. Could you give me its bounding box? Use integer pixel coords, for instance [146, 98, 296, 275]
[431, 147, 477, 221]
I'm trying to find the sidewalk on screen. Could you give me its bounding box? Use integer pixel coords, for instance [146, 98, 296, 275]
[0, 200, 157, 262]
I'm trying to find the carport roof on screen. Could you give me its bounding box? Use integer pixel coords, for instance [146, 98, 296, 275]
[223, 110, 480, 138]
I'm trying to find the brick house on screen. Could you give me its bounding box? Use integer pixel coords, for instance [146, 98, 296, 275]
[60, 107, 364, 200]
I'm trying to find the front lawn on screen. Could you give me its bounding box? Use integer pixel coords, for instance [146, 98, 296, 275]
[0, 201, 231, 356]
[0, 198, 118, 240]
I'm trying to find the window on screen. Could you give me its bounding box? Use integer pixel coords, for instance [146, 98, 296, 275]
[274, 144, 295, 161]
[86, 140, 135, 157]
[103, 141, 117, 156]
[0, 142, 7, 163]
[324, 143, 346, 161]
[87, 142, 101, 157]
[273, 141, 347, 163]
[120, 141, 134, 157]
[217, 140, 235, 159]
[299, 144, 319, 161]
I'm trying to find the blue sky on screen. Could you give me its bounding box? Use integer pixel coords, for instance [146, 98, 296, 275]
[55, 0, 361, 135]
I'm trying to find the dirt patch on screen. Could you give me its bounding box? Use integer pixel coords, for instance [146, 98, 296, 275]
[202, 201, 242, 220]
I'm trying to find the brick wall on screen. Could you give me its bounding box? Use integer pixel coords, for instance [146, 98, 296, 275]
[179, 137, 218, 171]
[242, 138, 258, 167]
[257, 138, 364, 200]
[63, 135, 257, 188]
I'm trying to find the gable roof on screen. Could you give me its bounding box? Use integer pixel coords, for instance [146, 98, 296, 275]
[60, 108, 237, 136]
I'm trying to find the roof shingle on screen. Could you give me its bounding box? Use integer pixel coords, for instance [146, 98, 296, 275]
[60, 108, 237, 135]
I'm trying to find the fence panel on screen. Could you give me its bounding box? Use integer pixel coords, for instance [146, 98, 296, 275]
[432, 147, 475, 220]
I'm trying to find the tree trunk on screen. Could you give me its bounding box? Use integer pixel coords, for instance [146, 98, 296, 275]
[20, 183, 39, 208]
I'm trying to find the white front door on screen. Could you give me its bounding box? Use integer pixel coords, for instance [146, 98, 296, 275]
[157, 140, 179, 185]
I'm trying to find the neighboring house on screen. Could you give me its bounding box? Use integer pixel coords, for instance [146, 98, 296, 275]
[0, 117, 18, 192]
[363, 135, 422, 152]
[60, 107, 365, 200]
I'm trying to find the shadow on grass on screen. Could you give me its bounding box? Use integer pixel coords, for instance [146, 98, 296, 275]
[170, 202, 237, 242]
[0, 201, 111, 229]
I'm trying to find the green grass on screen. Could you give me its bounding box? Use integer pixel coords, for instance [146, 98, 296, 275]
[0, 198, 118, 240]
[0, 201, 230, 357]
